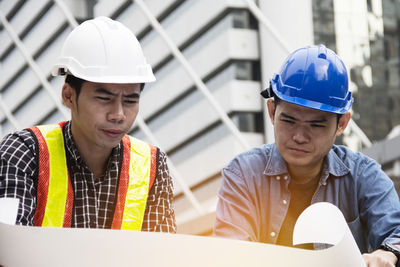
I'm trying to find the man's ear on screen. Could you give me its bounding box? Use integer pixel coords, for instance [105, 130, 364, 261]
[267, 99, 276, 125]
[336, 112, 351, 136]
[61, 83, 75, 109]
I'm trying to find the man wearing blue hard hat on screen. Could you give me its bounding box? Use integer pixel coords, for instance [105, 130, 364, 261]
[214, 44, 400, 266]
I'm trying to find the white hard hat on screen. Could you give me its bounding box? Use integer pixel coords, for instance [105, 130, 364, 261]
[52, 16, 155, 84]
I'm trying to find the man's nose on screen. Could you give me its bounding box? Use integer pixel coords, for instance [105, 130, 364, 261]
[292, 126, 309, 144]
[108, 100, 126, 122]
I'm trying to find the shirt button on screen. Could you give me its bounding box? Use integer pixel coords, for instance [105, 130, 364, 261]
[276, 176, 281, 180]
[282, 199, 287, 205]
[270, 231, 276, 237]
[321, 181, 327, 186]
[283, 175, 288, 180]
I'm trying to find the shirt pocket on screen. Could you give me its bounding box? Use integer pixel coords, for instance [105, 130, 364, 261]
[347, 215, 368, 253]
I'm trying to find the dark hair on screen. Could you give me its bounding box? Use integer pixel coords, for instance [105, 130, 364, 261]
[65, 75, 85, 100]
[65, 75, 145, 100]
[272, 94, 342, 125]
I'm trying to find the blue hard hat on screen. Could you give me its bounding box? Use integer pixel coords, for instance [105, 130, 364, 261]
[261, 44, 353, 114]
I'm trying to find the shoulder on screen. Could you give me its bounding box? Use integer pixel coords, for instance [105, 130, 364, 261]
[125, 136, 160, 153]
[124, 136, 161, 160]
[147, 145, 167, 178]
[331, 145, 378, 167]
[149, 148, 173, 192]
[331, 145, 386, 181]
[0, 129, 38, 173]
[223, 144, 272, 177]
[0, 129, 37, 157]
[155, 148, 167, 170]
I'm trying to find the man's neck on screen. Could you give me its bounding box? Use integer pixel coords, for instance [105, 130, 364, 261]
[69, 123, 114, 180]
[72, 139, 112, 181]
[82, 148, 111, 180]
[287, 163, 323, 185]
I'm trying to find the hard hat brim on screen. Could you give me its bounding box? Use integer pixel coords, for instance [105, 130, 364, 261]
[270, 81, 353, 114]
[51, 62, 156, 84]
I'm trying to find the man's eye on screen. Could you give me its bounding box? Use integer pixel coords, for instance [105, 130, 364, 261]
[311, 124, 325, 128]
[96, 97, 110, 101]
[124, 100, 138, 104]
[281, 119, 294, 124]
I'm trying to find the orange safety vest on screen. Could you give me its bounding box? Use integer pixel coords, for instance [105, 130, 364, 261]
[29, 121, 157, 230]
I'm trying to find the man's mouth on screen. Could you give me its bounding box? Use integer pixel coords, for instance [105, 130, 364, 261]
[103, 129, 123, 137]
[289, 147, 309, 154]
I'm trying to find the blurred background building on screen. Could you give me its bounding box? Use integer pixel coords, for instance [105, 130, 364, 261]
[1, 0, 400, 235]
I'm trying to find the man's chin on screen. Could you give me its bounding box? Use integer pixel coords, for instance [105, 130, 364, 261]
[99, 137, 124, 149]
[97, 130, 127, 148]
[284, 155, 311, 167]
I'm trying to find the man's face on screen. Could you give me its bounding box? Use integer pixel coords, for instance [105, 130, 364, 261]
[267, 99, 350, 173]
[62, 81, 141, 152]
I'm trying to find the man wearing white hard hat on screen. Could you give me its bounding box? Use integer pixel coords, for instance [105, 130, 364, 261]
[0, 17, 176, 232]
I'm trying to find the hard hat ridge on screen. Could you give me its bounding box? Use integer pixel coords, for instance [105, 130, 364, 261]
[261, 44, 353, 114]
[52, 16, 155, 84]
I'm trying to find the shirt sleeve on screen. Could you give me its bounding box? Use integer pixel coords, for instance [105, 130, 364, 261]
[0, 130, 38, 226]
[358, 157, 400, 249]
[141, 149, 176, 233]
[214, 163, 259, 241]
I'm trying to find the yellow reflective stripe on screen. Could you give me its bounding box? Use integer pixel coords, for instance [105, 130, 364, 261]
[121, 136, 151, 230]
[37, 124, 69, 227]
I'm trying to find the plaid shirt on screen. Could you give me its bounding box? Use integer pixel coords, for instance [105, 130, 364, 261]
[0, 121, 176, 232]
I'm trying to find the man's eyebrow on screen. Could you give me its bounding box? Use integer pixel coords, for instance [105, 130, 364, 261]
[95, 88, 115, 96]
[280, 112, 327, 123]
[95, 88, 140, 98]
[124, 92, 140, 98]
[280, 112, 298, 121]
[306, 118, 327, 124]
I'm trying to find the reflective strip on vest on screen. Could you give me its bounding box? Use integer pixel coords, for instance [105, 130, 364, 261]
[31, 124, 70, 227]
[31, 123, 156, 230]
[112, 135, 157, 230]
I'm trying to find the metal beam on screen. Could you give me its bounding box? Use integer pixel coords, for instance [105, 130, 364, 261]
[134, 0, 251, 151]
[0, 10, 70, 122]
